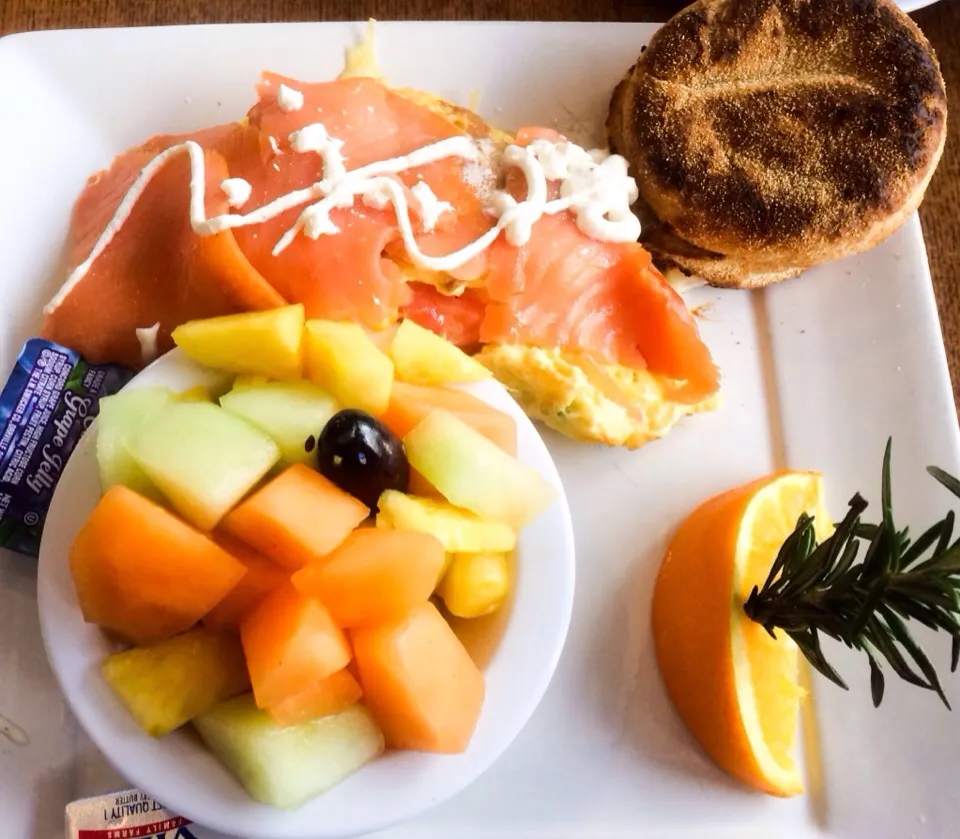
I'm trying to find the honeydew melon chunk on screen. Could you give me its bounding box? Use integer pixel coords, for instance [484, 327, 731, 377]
[403, 410, 555, 528]
[96, 386, 178, 500]
[193, 695, 384, 809]
[171, 304, 305, 380]
[220, 381, 339, 465]
[389, 320, 491, 384]
[126, 401, 280, 531]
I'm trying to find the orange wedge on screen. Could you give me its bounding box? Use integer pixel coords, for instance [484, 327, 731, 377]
[652, 471, 832, 797]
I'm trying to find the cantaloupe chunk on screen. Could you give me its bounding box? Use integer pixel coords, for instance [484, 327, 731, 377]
[305, 320, 393, 415]
[101, 626, 250, 737]
[389, 319, 491, 384]
[267, 668, 364, 727]
[292, 529, 444, 627]
[204, 536, 290, 629]
[352, 602, 485, 753]
[222, 464, 369, 569]
[69, 486, 246, 644]
[240, 583, 351, 710]
[172, 304, 305, 380]
[381, 382, 516, 456]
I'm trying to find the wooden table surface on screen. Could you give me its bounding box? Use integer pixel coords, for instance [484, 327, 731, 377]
[2, 0, 958, 410]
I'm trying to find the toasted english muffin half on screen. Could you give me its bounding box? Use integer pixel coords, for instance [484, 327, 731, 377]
[607, 0, 947, 288]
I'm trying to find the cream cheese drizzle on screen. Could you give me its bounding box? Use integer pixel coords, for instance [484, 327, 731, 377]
[497, 140, 641, 245]
[410, 182, 452, 232]
[270, 129, 478, 255]
[272, 125, 641, 273]
[44, 120, 642, 315]
[44, 135, 478, 313]
[276, 84, 305, 113]
[220, 177, 252, 208]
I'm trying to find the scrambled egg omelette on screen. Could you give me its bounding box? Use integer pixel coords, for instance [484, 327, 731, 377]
[476, 346, 718, 448]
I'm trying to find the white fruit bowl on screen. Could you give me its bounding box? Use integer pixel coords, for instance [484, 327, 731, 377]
[36, 348, 576, 839]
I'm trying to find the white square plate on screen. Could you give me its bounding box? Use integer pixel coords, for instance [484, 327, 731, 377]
[1, 20, 958, 839]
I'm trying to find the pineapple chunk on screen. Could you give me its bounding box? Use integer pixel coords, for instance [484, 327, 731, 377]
[194, 695, 384, 809]
[437, 552, 509, 618]
[376, 490, 516, 553]
[390, 320, 491, 385]
[172, 304, 305, 380]
[101, 627, 250, 737]
[233, 374, 272, 390]
[305, 320, 394, 415]
[177, 386, 215, 402]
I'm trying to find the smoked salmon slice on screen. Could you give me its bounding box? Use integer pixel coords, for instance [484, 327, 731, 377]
[401, 283, 486, 349]
[473, 127, 718, 401]
[42, 125, 285, 368]
[43, 73, 718, 407]
[481, 215, 719, 402]
[220, 73, 496, 328]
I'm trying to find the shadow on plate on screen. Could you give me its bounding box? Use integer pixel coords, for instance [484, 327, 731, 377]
[583, 528, 750, 797]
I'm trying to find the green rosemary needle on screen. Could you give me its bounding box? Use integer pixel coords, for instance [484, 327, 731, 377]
[743, 438, 960, 708]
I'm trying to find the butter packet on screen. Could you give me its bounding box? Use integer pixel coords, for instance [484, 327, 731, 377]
[66, 789, 201, 838]
[0, 338, 133, 556]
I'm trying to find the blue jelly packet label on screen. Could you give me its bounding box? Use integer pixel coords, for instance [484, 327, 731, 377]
[0, 339, 134, 557]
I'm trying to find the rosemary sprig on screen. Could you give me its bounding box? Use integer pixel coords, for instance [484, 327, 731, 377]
[743, 439, 960, 708]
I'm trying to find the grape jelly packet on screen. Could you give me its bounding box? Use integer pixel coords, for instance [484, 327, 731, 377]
[0, 338, 132, 556]
[66, 789, 205, 838]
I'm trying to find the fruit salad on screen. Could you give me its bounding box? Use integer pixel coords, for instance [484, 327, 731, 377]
[68, 304, 556, 809]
